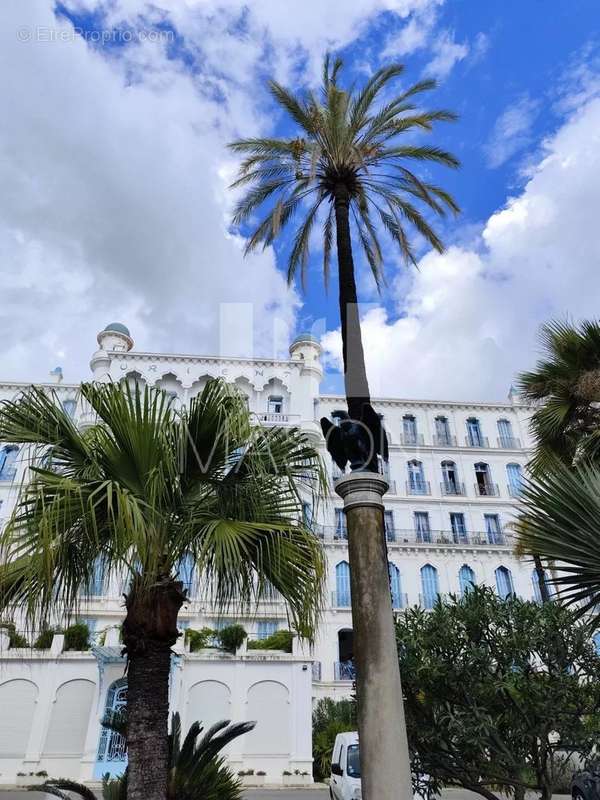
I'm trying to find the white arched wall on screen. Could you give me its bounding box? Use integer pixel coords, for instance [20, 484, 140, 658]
[186, 680, 231, 733]
[244, 680, 290, 756]
[42, 679, 96, 758]
[0, 679, 38, 758]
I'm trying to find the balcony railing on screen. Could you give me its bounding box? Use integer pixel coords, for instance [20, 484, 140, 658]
[440, 480, 466, 496]
[393, 529, 508, 547]
[432, 434, 457, 447]
[331, 591, 352, 608]
[466, 435, 490, 448]
[400, 433, 425, 447]
[312, 661, 322, 681]
[334, 660, 356, 681]
[257, 412, 301, 424]
[497, 436, 522, 449]
[406, 480, 431, 496]
[474, 481, 500, 497]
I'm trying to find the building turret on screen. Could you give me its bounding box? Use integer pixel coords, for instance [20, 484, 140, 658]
[90, 323, 134, 380]
[289, 333, 323, 437]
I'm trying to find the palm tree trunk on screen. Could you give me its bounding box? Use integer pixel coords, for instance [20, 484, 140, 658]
[123, 576, 185, 800]
[334, 185, 371, 421]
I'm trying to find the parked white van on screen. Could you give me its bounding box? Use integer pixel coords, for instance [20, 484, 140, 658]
[330, 731, 361, 800]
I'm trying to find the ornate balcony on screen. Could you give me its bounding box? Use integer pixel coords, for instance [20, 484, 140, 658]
[474, 481, 500, 497]
[497, 436, 522, 449]
[334, 660, 356, 681]
[440, 480, 466, 496]
[331, 591, 352, 608]
[406, 480, 431, 496]
[432, 434, 457, 447]
[465, 435, 490, 448]
[400, 433, 425, 447]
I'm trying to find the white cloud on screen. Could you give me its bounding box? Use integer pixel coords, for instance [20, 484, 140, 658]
[322, 91, 600, 401]
[484, 95, 540, 168]
[424, 29, 469, 79]
[0, 0, 442, 382]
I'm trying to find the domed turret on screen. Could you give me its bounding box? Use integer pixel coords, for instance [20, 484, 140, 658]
[96, 322, 134, 353]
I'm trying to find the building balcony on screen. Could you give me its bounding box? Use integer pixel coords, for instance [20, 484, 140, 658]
[400, 433, 425, 447]
[440, 480, 466, 496]
[334, 660, 356, 681]
[331, 591, 352, 609]
[497, 436, 522, 449]
[256, 412, 301, 425]
[406, 480, 431, 496]
[465, 436, 490, 448]
[432, 434, 457, 447]
[474, 481, 500, 497]
[312, 661, 322, 681]
[391, 529, 508, 547]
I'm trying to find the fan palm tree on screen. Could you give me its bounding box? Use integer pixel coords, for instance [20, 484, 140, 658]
[0, 379, 325, 800]
[229, 54, 460, 420]
[518, 319, 600, 472]
[517, 319, 600, 602]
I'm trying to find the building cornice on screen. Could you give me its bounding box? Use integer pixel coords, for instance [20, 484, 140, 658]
[318, 394, 534, 413]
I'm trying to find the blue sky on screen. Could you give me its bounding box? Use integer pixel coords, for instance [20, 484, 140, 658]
[2, 0, 600, 399]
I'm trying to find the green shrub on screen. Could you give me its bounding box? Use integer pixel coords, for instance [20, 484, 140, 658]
[64, 622, 90, 651]
[34, 627, 60, 650]
[185, 627, 215, 652]
[312, 698, 357, 781]
[1, 621, 29, 649]
[247, 629, 294, 652]
[217, 624, 247, 654]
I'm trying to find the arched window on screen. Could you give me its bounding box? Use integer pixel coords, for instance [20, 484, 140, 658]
[495, 566, 514, 599]
[475, 462, 495, 496]
[458, 565, 476, 597]
[402, 414, 418, 446]
[441, 460, 460, 494]
[434, 415, 452, 446]
[498, 418, 514, 447]
[0, 445, 18, 481]
[407, 460, 427, 494]
[83, 557, 105, 597]
[389, 563, 403, 609]
[531, 568, 550, 603]
[507, 463, 523, 497]
[336, 562, 351, 608]
[62, 399, 77, 418]
[421, 564, 439, 609]
[466, 417, 484, 447]
[384, 510, 395, 542]
[96, 678, 127, 777]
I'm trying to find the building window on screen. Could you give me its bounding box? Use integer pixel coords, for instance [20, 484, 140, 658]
[484, 514, 503, 545]
[268, 395, 283, 414]
[0, 445, 19, 481]
[466, 417, 484, 447]
[402, 414, 418, 445]
[421, 564, 439, 609]
[62, 399, 77, 418]
[531, 568, 550, 603]
[495, 566, 514, 599]
[414, 512, 431, 543]
[336, 562, 351, 607]
[506, 463, 523, 497]
[178, 553, 196, 597]
[407, 460, 428, 494]
[384, 510, 395, 542]
[82, 557, 105, 597]
[458, 565, 476, 597]
[389, 563, 403, 609]
[302, 501, 314, 530]
[257, 620, 278, 640]
[497, 418, 514, 447]
[450, 512, 467, 543]
[434, 416, 452, 446]
[335, 508, 347, 540]
[593, 633, 600, 656]
[441, 460, 461, 494]
[475, 462, 496, 496]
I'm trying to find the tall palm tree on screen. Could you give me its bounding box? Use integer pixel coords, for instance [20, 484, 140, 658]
[0, 379, 325, 800]
[229, 54, 460, 420]
[517, 319, 600, 601]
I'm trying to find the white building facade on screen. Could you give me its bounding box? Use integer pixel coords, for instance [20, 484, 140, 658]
[0, 323, 537, 784]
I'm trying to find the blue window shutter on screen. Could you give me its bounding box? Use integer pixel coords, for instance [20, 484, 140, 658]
[389, 564, 402, 608]
[421, 564, 439, 609]
[458, 565, 475, 596]
[336, 562, 351, 607]
[495, 567, 514, 599]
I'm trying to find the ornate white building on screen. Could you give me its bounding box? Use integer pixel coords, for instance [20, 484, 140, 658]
[0, 323, 537, 784]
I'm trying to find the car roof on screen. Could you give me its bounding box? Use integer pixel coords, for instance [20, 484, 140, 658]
[336, 731, 359, 745]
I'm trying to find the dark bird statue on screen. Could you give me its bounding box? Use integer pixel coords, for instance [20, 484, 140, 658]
[320, 402, 389, 473]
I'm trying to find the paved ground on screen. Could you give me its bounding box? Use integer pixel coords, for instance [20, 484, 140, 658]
[0, 789, 574, 799]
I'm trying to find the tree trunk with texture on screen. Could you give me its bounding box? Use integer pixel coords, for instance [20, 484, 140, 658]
[123, 576, 185, 800]
[534, 554, 551, 602]
[336, 474, 413, 800]
[334, 185, 371, 421]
